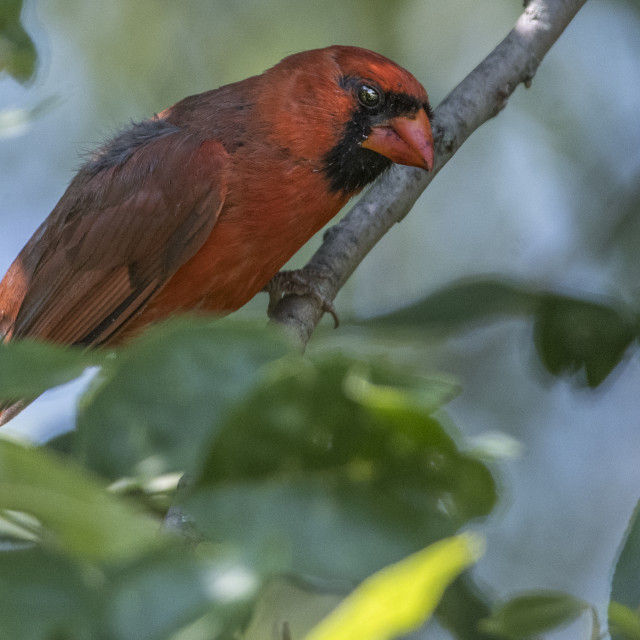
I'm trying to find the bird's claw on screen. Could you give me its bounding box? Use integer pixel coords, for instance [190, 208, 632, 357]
[264, 267, 339, 328]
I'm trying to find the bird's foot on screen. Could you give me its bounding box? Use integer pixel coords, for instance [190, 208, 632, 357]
[264, 267, 339, 328]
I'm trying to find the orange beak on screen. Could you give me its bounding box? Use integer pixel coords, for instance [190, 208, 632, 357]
[362, 108, 434, 171]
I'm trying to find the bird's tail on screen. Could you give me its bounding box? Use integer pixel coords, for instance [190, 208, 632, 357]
[0, 400, 29, 426]
[0, 261, 31, 425]
[0, 312, 29, 426]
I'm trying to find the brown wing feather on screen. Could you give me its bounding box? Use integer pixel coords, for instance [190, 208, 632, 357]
[0, 128, 228, 347]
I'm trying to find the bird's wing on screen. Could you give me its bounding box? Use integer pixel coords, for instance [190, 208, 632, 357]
[1, 129, 229, 346]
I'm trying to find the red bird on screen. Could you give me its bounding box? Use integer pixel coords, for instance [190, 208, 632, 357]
[0, 45, 434, 423]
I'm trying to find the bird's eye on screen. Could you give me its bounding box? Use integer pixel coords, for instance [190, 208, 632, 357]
[357, 84, 381, 108]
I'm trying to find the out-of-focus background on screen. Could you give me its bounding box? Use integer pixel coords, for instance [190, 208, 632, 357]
[2, 1, 640, 637]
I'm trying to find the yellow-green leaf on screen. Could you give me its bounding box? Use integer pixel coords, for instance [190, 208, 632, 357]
[609, 601, 640, 640]
[303, 533, 484, 640]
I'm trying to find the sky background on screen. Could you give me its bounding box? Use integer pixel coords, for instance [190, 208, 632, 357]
[2, 1, 640, 638]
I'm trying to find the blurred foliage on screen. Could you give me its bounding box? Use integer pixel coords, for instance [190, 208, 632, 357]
[610, 603, 640, 640]
[76, 319, 289, 481]
[0, 338, 103, 404]
[3, 313, 634, 639]
[0, 438, 160, 561]
[368, 277, 640, 388]
[0, 96, 59, 137]
[0, 318, 500, 639]
[480, 591, 598, 640]
[188, 350, 494, 581]
[0, 0, 37, 83]
[610, 499, 640, 640]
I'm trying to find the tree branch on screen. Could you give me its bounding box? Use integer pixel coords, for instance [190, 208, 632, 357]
[268, 0, 588, 345]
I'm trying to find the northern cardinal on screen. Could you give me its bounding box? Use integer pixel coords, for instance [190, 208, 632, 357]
[0, 45, 433, 424]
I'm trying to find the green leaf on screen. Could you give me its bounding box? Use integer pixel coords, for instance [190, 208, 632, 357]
[436, 575, 502, 640]
[0, 436, 255, 639]
[0, 438, 160, 561]
[0, 547, 93, 640]
[533, 295, 636, 387]
[101, 549, 227, 640]
[609, 602, 640, 640]
[0, 0, 37, 84]
[366, 279, 537, 331]
[343, 364, 460, 415]
[479, 590, 589, 639]
[77, 317, 290, 480]
[303, 533, 484, 640]
[188, 353, 496, 581]
[610, 499, 640, 640]
[0, 542, 254, 640]
[366, 277, 638, 387]
[0, 339, 101, 402]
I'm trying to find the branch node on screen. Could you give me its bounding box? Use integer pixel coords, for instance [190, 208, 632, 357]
[434, 120, 456, 154]
[495, 84, 512, 114]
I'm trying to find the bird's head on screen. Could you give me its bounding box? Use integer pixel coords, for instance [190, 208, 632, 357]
[257, 45, 435, 194]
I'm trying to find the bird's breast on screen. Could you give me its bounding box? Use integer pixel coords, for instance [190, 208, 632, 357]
[130, 159, 348, 328]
